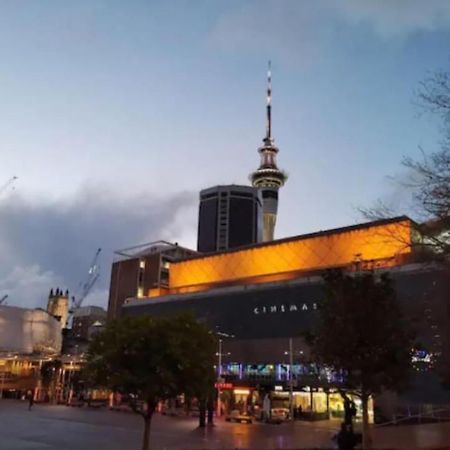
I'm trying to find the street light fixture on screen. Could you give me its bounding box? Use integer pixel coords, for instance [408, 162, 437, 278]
[214, 329, 235, 417]
[289, 337, 294, 420]
[283, 339, 295, 420]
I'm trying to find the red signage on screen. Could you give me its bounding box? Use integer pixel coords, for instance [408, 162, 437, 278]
[215, 382, 233, 389]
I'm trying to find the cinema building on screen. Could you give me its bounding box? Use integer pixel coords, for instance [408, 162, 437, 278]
[113, 216, 450, 420]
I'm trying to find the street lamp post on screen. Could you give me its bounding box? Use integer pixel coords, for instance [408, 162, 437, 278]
[216, 339, 223, 417]
[215, 330, 234, 418]
[218, 339, 223, 378]
[0, 370, 5, 399]
[289, 337, 294, 420]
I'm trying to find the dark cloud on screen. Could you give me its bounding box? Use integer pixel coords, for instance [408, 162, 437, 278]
[0, 187, 197, 310]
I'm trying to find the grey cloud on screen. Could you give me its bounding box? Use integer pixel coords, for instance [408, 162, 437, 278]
[208, 1, 450, 63]
[208, 2, 329, 66]
[340, 0, 450, 38]
[0, 187, 197, 310]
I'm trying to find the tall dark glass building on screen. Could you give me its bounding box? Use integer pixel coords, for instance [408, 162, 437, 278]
[197, 185, 262, 253]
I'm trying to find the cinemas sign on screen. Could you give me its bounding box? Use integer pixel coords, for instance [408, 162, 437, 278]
[253, 302, 318, 315]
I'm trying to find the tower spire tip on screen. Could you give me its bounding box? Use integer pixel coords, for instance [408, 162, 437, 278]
[265, 60, 272, 141]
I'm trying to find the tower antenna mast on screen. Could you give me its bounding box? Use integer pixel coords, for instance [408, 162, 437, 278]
[266, 60, 272, 141]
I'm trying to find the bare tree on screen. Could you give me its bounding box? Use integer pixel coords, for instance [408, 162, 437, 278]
[362, 66, 450, 258]
[417, 69, 450, 122]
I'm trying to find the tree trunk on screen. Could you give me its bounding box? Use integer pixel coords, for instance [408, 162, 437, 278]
[198, 400, 206, 428]
[326, 391, 330, 419]
[361, 391, 372, 450]
[207, 397, 214, 426]
[142, 403, 154, 450]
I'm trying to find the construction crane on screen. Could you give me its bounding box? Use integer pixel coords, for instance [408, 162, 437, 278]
[0, 294, 8, 305]
[68, 248, 102, 323]
[0, 176, 17, 197]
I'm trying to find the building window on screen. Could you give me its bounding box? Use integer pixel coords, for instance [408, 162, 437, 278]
[137, 287, 144, 298]
[160, 271, 169, 287]
[139, 259, 146, 269]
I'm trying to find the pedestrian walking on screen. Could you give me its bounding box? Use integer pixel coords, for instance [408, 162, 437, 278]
[27, 390, 34, 411]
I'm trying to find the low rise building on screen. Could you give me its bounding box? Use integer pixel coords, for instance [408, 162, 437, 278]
[0, 305, 62, 396]
[107, 241, 197, 321]
[72, 306, 106, 340]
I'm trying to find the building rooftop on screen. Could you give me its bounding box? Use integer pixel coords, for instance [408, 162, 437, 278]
[73, 305, 106, 317]
[167, 216, 415, 294]
[200, 184, 259, 195]
[124, 260, 437, 310]
[113, 240, 198, 262]
[184, 215, 416, 263]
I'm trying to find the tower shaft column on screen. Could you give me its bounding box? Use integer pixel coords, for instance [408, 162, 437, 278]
[262, 213, 277, 242]
[249, 63, 287, 242]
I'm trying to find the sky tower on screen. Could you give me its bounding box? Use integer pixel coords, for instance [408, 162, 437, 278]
[250, 62, 287, 242]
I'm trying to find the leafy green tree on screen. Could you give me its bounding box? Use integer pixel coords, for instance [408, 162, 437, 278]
[86, 314, 216, 450]
[310, 269, 412, 450]
[168, 317, 217, 427]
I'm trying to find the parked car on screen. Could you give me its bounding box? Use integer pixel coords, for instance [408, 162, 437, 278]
[87, 399, 108, 408]
[225, 409, 253, 424]
[66, 398, 84, 407]
[267, 408, 289, 424]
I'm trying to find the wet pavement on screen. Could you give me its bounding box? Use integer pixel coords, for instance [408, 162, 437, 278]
[0, 400, 450, 450]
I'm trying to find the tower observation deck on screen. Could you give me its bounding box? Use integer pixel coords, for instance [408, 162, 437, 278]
[249, 62, 287, 242]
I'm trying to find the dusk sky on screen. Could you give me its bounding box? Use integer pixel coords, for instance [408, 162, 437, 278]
[1, 0, 450, 309]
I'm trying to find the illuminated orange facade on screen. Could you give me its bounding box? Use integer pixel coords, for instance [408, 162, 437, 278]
[168, 218, 413, 294]
[147, 287, 169, 297]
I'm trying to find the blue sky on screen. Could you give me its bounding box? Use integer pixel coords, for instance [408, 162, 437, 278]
[1, 0, 450, 308]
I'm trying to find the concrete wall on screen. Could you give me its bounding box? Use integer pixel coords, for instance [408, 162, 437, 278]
[107, 258, 140, 321]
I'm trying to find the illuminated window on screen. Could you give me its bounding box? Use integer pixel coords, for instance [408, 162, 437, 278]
[137, 287, 144, 298]
[139, 260, 146, 269]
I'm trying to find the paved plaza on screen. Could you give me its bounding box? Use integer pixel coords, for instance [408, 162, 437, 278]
[1, 400, 450, 450]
